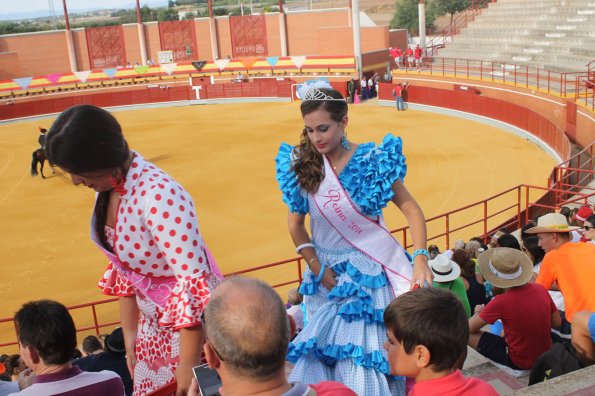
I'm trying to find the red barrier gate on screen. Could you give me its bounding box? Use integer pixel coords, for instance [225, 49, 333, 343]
[85, 25, 127, 69]
[158, 20, 198, 61]
[230, 15, 268, 58]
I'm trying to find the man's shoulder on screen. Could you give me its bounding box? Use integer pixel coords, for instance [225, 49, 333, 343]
[19, 369, 124, 396]
[310, 381, 357, 395]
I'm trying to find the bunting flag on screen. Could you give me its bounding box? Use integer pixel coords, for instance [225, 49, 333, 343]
[103, 68, 117, 79]
[74, 70, 92, 83]
[160, 63, 178, 76]
[13, 77, 33, 90]
[134, 65, 150, 75]
[266, 56, 279, 67]
[291, 56, 306, 69]
[241, 57, 258, 70]
[45, 73, 61, 84]
[214, 59, 230, 70]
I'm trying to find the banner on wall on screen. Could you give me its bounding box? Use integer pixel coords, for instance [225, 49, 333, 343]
[158, 51, 174, 64]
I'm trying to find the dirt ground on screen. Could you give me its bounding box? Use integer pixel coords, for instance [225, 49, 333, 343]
[0, 101, 555, 350]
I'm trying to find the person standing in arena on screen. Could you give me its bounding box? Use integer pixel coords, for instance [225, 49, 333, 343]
[45, 104, 221, 396]
[275, 82, 432, 395]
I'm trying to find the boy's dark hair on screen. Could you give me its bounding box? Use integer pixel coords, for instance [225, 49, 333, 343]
[497, 234, 521, 250]
[384, 288, 468, 373]
[15, 300, 77, 366]
[82, 335, 103, 355]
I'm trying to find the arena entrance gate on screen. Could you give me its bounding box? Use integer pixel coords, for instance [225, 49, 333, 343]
[229, 15, 268, 58]
[158, 20, 198, 61]
[85, 26, 127, 69]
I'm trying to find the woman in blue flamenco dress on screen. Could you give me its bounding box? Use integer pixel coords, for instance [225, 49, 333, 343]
[275, 84, 433, 395]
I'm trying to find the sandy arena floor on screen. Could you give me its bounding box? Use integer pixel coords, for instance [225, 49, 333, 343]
[0, 102, 556, 348]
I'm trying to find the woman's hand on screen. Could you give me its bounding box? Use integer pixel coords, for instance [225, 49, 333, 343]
[410, 255, 433, 290]
[125, 347, 136, 380]
[320, 268, 338, 290]
[175, 361, 195, 396]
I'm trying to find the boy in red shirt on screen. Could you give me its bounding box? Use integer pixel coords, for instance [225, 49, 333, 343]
[469, 248, 561, 370]
[384, 288, 498, 395]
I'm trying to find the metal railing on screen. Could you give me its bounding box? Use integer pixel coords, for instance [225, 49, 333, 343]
[396, 57, 586, 98]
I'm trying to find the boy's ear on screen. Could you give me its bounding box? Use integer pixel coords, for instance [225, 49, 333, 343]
[415, 345, 431, 369]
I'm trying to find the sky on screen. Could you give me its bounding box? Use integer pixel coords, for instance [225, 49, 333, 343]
[0, 0, 167, 19]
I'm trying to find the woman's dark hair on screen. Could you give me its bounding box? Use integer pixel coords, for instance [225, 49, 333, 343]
[46, 104, 129, 174]
[520, 221, 536, 244]
[451, 250, 475, 278]
[45, 104, 130, 251]
[523, 235, 545, 265]
[586, 214, 595, 227]
[293, 88, 347, 194]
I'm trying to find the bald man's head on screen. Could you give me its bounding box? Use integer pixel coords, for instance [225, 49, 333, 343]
[203, 277, 290, 379]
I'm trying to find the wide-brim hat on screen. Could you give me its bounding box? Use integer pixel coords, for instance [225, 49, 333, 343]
[105, 327, 125, 354]
[525, 213, 580, 234]
[478, 247, 533, 288]
[428, 254, 461, 282]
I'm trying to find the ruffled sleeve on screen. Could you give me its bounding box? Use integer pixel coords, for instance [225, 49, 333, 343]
[275, 143, 309, 214]
[159, 272, 211, 330]
[339, 134, 407, 216]
[98, 262, 135, 297]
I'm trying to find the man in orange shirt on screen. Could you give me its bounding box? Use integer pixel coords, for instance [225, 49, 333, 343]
[527, 213, 595, 325]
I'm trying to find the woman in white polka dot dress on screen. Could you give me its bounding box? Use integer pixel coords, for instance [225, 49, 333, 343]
[46, 104, 221, 396]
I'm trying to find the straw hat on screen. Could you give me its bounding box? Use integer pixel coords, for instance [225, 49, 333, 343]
[525, 213, 580, 234]
[478, 248, 533, 288]
[428, 254, 461, 282]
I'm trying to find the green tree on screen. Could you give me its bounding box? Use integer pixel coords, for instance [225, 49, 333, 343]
[433, 0, 472, 27]
[158, 7, 180, 20]
[168, 0, 177, 8]
[182, 11, 196, 19]
[390, 0, 435, 35]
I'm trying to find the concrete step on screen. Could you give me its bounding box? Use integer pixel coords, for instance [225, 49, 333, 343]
[489, 0, 595, 9]
[461, 27, 595, 38]
[476, 14, 595, 23]
[444, 42, 595, 58]
[451, 35, 595, 49]
[482, 7, 595, 16]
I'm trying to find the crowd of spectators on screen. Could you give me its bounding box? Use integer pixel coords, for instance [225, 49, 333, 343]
[1, 205, 594, 395]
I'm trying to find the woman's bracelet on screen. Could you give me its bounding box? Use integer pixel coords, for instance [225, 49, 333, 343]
[411, 249, 430, 261]
[315, 264, 326, 283]
[296, 243, 315, 254]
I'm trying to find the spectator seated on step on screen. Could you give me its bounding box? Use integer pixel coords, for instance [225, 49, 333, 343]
[452, 249, 487, 314]
[526, 213, 595, 326]
[429, 254, 471, 318]
[384, 287, 498, 395]
[468, 248, 561, 371]
[12, 299, 125, 396]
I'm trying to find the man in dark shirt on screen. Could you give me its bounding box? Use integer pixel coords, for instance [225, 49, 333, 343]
[72, 327, 132, 396]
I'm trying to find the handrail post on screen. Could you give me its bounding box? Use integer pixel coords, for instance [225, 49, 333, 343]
[445, 214, 450, 251]
[525, 186, 530, 223]
[517, 186, 521, 228]
[297, 257, 303, 283]
[483, 201, 488, 242]
[92, 305, 100, 335]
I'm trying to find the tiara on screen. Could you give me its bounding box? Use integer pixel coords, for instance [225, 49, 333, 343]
[298, 80, 346, 101]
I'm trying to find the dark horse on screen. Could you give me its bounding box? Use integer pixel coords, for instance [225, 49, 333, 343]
[31, 148, 50, 178]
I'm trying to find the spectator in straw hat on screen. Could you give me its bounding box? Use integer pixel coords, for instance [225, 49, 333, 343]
[429, 254, 471, 318]
[526, 213, 595, 324]
[469, 248, 560, 370]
